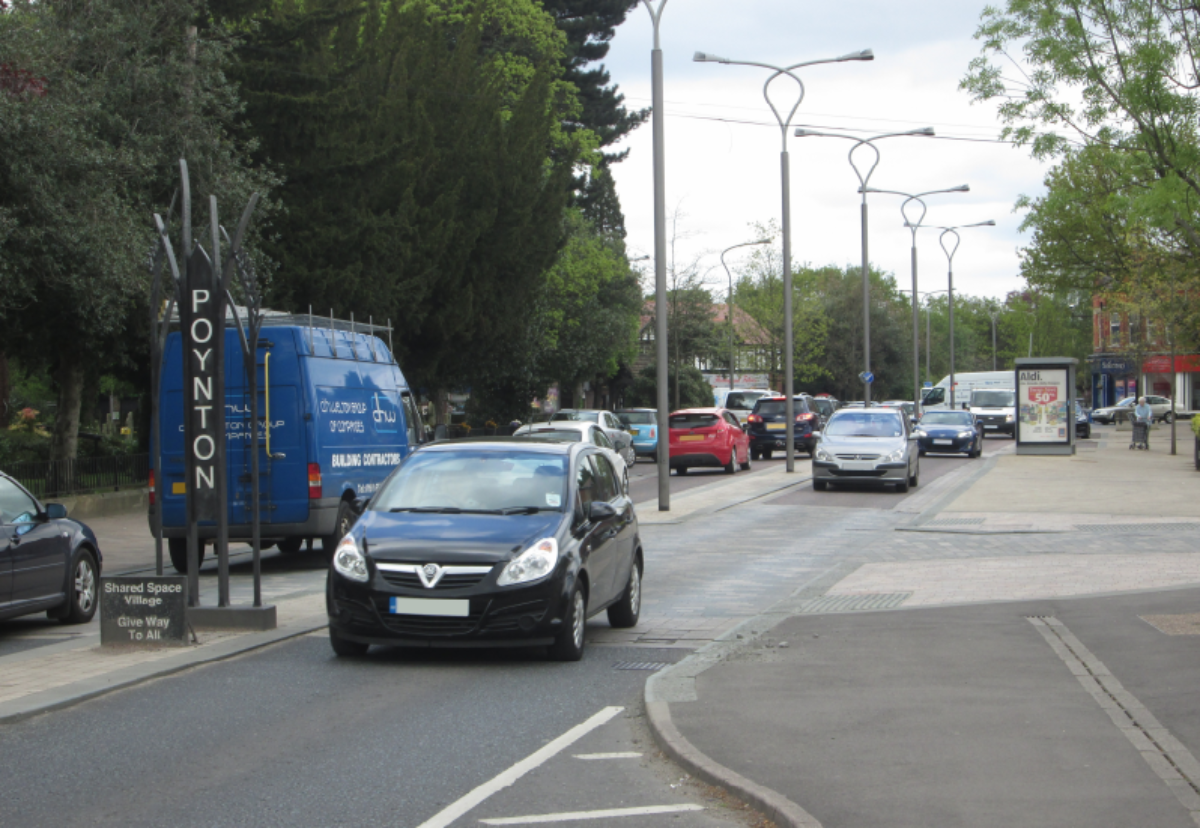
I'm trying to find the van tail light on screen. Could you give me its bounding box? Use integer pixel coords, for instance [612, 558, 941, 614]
[308, 463, 322, 499]
[149, 469, 156, 506]
[748, 414, 763, 423]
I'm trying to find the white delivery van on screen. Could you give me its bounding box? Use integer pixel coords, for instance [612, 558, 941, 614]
[921, 371, 1013, 411]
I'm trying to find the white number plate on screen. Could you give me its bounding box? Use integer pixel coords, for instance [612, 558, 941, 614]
[933, 439, 953, 445]
[390, 597, 469, 617]
[842, 461, 876, 471]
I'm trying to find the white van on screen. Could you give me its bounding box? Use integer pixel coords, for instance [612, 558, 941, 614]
[921, 371, 1013, 411]
[713, 388, 777, 425]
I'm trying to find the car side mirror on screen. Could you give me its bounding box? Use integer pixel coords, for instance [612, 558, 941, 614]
[587, 501, 616, 522]
[351, 496, 371, 516]
[44, 502, 68, 520]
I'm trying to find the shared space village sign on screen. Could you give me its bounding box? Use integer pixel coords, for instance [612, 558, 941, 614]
[100, 577, 188, 646]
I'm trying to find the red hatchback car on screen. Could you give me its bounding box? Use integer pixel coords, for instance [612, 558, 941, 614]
[668, 407, 751, 475]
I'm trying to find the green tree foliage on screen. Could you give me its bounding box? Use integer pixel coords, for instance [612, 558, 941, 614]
[230, 0, 588, 399]
[0, 0, 274, 460]
[625, 363, 712, 410]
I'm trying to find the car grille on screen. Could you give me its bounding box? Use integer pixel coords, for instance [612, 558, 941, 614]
[830, 469, 887, 477]
[373, 598, 485, 636]
[379, 571, 490, 591]
[835, 454, 880, 461]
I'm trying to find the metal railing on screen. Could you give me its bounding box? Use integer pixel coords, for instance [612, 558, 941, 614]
[8, 454, 149, 500]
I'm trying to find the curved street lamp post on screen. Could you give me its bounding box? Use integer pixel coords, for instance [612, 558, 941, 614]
[929, 221, 997, 408]
[695, 48, 873, 471]
[794, 129, 937, 407]
[720, 239, 771, 391]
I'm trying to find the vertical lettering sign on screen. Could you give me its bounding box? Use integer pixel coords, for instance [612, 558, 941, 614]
[183, 250, 222, 519]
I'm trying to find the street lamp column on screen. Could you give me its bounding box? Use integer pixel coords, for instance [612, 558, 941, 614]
[642, 0, 670, 510]
[934, 221, 995, 408]
[721, 239, 771, 391]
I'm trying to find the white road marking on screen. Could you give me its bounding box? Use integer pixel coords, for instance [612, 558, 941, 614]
[571, 752, 642, 760]
[479, 804, 705, 825]
[413, 706, 624, 828]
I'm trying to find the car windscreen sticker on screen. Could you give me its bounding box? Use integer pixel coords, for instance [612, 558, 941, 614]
[546, 493, 561, 507]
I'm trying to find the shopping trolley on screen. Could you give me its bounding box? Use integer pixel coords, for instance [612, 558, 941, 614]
[1130, 417, 1150, 450]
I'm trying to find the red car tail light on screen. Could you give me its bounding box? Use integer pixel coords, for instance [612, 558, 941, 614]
[149, 469, 156, 506]
[796, 413, 816, 422]
[748, 414, 763, 423]
[308, 463, 322, 499]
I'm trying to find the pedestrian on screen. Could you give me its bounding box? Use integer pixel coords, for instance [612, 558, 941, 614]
[1132, 396, 1153, 449]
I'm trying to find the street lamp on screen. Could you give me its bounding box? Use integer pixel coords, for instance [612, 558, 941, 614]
[720, 239, 771, 391]
[794, 128, 936, 406]
[860, 184, 969, 411]
[695, 47, 873, 472]
[899, 288, 949, 389]
[988, 309, 1001, 371]
[641, 1, 671, 511]
[928, 221, 996, 408]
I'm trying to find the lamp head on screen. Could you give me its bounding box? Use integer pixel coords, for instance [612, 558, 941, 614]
[837, 49, 874, 62]
[754, 238, 771, 244]
[911, 127, 935, 136]
[693, 51, 728, 63]
[794, 128, 820, 137]
[951, 184, 970, 192]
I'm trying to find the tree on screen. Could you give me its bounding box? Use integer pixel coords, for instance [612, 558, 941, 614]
[0, 0, 274, 461]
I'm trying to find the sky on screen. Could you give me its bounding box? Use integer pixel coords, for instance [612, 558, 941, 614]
[599, 0, 1050, 301]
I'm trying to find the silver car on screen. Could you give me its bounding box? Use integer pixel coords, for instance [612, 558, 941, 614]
[812, 408, 920, 492]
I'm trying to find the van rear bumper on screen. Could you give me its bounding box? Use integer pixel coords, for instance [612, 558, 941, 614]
[150, 497, 340, 541]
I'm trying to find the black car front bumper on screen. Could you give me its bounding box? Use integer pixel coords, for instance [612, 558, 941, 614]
[326, 566, 570, 648]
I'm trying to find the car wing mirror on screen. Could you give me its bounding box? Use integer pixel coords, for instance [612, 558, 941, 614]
[587, 501, 616, 522]
[44, 502, 68, 520]
[351, 496, 371, 515]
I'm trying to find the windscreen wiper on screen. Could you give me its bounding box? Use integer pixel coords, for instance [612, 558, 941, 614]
[390, 506, 500, 514]
[497, 506, 556, 515]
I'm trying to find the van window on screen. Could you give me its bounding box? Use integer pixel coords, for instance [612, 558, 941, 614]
[401, 393, 423, 445]
[922, 387, 945, 406]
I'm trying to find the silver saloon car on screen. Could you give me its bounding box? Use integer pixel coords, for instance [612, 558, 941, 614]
[812, 408, 920, 492]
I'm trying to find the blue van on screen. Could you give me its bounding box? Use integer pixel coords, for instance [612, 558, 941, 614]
[151, 317, 425, 573]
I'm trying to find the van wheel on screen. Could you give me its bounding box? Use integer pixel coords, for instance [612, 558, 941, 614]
[168, 537, 206, 574]
[323, 500, 355, 556]
[277, 537, 304, 555]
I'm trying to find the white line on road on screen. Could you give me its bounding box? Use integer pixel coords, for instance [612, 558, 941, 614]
[413, 706, 624, 828]
[479, 804, 705, 825]
[571, 752, 642, 760]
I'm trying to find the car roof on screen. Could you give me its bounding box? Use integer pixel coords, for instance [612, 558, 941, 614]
[614, 408, 655, 413]
[671, 407, 722, 415]
[423, 437, 576, 455]
[517, 421, 595, 434]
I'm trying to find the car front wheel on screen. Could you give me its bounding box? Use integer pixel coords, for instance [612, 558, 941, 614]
[549, 583, 587, 661]
[59, 549, 99, 625]
[329, 627, 369, 657]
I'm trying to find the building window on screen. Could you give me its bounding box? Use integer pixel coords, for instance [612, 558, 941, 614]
[1109, 313, 1121, 346]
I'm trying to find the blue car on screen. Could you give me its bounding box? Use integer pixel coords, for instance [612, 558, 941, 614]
[916, 410, 983, 458]
[616, 409, 658, 461]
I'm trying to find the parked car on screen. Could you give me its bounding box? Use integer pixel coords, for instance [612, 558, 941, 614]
[916, 410, 983, 458]
[812, 408, 920, 492]
[746, 395, 820, 459]
[0, 472, 102, 625]
[713, 388, 777, 426]
[326, 440, 642, 661]
[512, 421, 630, 494]
[809, 396, 838, 427]
[668, 408, 751, 475]
[615, 408, 658, 461]
[550, 409, 637, 468]
[1092, 394, 1182, 424]
[1075, 402, 1091, 439]
[1091, 396, 1136, 424]
[153, 317, 428, 573]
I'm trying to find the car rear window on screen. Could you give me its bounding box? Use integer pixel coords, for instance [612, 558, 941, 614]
[515, 428, 583, 442]
[617, 411, 655, 425]
[670, 413, 719, 429]
[752, 399, 808, 416]
[551, 411, 599, 423]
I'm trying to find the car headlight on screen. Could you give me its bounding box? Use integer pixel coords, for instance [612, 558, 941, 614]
[497, 538, 559, 587]
[815, 447, 834, 462]
[333, 535, 369, 583]
[885, 447, 906, 463]
[1005, 413, 1014, 422]
[958, 430, 975, 439]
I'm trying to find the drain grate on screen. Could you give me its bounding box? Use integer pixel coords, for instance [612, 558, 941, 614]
[800, 593, 911, 613]
[1075, 523, 1200, 533]
[924, 517, 985, 527]
[613, 661, 670, 671]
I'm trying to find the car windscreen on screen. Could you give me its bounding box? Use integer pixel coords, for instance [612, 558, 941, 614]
[551, 411, 599, 422]
[824, 412, 904, 438]
[514, 428, 584, 442]
[617, 411, 655, 425]
[725, 391, 767, 410]
[670, 413, 719, 430]
[920, 412, 973, 427]
[371, 450, 568, 513]
[971, 390, 1015, 407]
[753, 400, 805, 417]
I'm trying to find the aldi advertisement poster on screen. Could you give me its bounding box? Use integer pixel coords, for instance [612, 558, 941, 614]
[1018, 369, 1069, 443]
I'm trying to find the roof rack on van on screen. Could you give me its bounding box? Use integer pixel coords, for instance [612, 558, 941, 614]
[169, 304, 396, 364]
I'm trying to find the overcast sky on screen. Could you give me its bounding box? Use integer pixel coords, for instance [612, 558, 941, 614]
[600, 0, 1049, 301]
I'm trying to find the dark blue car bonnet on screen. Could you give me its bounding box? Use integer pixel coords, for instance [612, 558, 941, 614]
[353, 510, 564, 564]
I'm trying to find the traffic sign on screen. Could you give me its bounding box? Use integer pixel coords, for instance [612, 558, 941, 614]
[859, 371, 874, 384]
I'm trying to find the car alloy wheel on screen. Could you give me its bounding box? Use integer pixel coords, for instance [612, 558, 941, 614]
[550, 584, 587, 661]
[75, 558, 95, 614]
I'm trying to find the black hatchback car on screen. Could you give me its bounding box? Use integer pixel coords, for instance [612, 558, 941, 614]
[746, 395, 820, 458]
[326, 440, 642, 661]
[0, 472, 102, 625]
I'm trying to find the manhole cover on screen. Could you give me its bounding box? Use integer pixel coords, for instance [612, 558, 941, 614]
[612, 661, 670, 671]
[800, 593, 911, 613]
